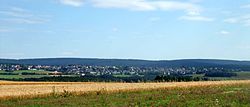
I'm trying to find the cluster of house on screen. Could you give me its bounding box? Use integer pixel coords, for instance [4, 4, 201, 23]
[0, 64, 238, 76]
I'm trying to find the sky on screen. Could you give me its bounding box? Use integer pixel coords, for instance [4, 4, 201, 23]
[0, 0, 250, 60]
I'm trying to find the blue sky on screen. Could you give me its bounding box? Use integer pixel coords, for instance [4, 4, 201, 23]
[0, 0, 250, 60]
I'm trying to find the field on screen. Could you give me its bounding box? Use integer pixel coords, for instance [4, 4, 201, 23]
[0, 70, 51, 79]
[0, 70, 51, 74]
[190, 71, 250, 80]
[0, 75, 50, 79]
[112, 74, 143, 77]
[226, 72, 250, 80]
[0, 80, 250, 106]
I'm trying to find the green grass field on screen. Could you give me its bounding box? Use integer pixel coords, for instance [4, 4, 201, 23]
[0, 70, 51, 74]
[0, 75, 50, 79]
[112, 74, 132, 77]
[188, 71, 250, 80]
[234, 72, 250, 79]
[0, 70, 51, 79]
[207, 72, 250, 80]
[1, 82, 249, 107]
[112, 74, 143, 78]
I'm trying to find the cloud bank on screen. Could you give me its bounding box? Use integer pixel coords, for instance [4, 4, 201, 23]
[59, 0, 84, 7]
[59, 0, 214, 22]
[59, 0, 201, 13]
[0, 7, 50, 24]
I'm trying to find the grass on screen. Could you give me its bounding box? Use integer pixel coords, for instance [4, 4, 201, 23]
[207, 72, 250, 80]
[0, 75, 50, 79]
[234, 72, 250, 79]
[112, 74, 143, 77]
[0, 70, 51, 74]
[0, 70, 52, 79]
[0, 81, 249, 107]
[187, 71, 250, 80]
[112, 74, 133, 77]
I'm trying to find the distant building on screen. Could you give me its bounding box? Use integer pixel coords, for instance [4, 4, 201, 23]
[49, 71, 62, 75]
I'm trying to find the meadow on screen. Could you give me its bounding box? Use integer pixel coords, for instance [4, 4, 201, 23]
[0, 70, 51, 79]
[190, 71, 250, 80]
[0, 70, 50, 74]
[0, 80, 249, 107]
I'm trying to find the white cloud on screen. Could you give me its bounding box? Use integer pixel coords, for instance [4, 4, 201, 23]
[2, 18, 49, 24]
[10, 7, 27, 12]
[219, 30, 230, 35]
[57, 0, 212, 23]
[0, 11, 32, 18]
[83, 0, 202, 15]
[150, 1, 201, 12]
[189, 0, 203, 3]
[187, 11, 200, 15]
[0, 7, 33, 18]
[179, 15, 214, 21]
[59, 0, 84, 7]
[85, 0, 209, 22]
[90, 0, 207, 22]
[0, 7, 50, 24]
[58, 0, 202, 14]
[224, 14, 250, 27]
[59, 0, 206, 21]
[91, 0, 155, 11]
[242, 15, 250, 26]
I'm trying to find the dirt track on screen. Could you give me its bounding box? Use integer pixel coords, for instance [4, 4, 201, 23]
[0, 80, 249, 98]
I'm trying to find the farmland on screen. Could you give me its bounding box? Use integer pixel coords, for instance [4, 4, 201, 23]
[0, 70, 79, 80]
[189, 71, 250, 80]
[0, 70, 51, 74]
[0, 80, 250, 106]
[0, 70, 51, 79]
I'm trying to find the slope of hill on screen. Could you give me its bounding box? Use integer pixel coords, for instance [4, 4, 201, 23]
[0, 58, 250, 69]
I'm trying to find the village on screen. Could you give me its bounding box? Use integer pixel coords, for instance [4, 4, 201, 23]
[0, 63, 238, 77]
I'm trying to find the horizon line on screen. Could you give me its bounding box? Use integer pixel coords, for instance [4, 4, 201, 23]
[0, 57, 249, 62]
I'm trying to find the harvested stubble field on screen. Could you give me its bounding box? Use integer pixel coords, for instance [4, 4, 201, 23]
[0, 80, 249, 98]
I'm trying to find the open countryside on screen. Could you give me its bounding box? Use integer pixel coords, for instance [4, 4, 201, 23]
[0, 59, 250, 106]
[1, 0, 250, 106]
[0, 80, 250, 106]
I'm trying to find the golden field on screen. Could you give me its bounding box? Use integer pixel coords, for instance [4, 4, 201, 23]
[0, 80, 250, 98]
